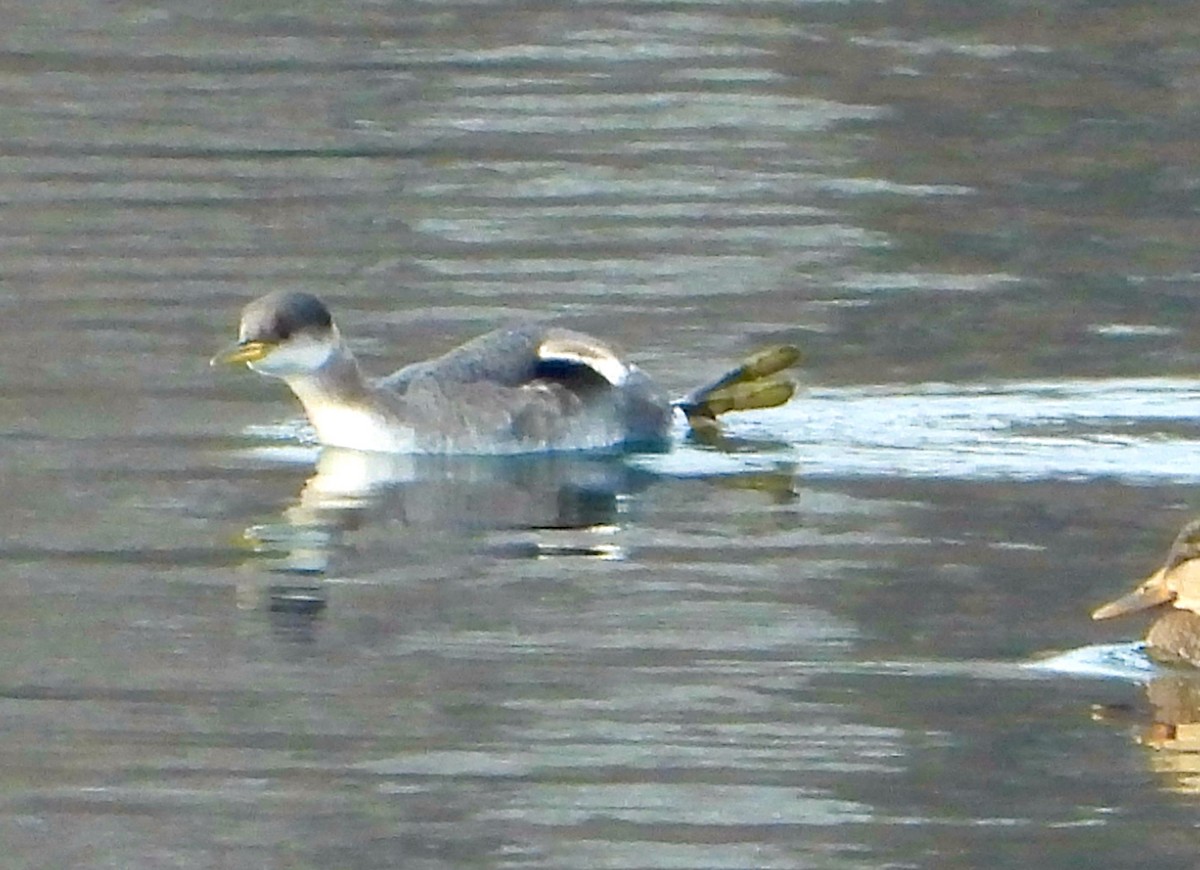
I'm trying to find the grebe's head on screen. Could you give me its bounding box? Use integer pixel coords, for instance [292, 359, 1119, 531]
[211, 291, 339, 377]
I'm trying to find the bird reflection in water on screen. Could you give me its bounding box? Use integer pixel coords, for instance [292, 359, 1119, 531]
[234, 441, 797, 634]
[244, 447, 646, 567]
[1103, 665, 1200, 793]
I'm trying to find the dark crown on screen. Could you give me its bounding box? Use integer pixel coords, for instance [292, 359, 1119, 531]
[240, 291, 334, 343]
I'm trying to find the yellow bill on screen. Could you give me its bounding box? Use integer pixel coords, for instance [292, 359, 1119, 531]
[210, 340, 273, 367]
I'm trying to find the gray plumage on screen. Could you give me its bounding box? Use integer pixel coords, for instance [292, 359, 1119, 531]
[218, 291, 671, 453]
[215, 291, 798, 455]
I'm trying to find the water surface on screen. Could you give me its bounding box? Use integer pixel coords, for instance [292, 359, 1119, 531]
[4, 1, 1200, 868]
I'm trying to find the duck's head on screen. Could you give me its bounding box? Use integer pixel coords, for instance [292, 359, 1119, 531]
[1093, 518, 1200, 620]
[211, 291, 340, 378]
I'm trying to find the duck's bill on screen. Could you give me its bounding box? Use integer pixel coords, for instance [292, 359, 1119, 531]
[1091, 568, 1174, 620]
[210, 340, 273, 367]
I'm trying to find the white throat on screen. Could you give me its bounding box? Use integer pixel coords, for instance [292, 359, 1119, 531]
[284, 374, 417, 453]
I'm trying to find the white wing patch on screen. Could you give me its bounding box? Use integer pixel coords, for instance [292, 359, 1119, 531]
[538, 337, 630, 386]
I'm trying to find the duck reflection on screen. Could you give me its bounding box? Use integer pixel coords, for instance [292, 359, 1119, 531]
[1085, 662, 1200, 789]
[1132, 663, 1200, 792]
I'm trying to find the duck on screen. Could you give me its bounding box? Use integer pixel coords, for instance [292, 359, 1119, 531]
[211, 291, 800, 454]
[1093, 518, 1200, 666]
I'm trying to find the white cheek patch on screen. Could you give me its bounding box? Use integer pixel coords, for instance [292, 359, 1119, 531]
[538, 337, 630, 386]
[249, 338, 335, 377]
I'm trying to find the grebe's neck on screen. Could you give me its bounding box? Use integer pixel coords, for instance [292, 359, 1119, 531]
[283, 343, 370, 408]
[282, 345, 417, 452]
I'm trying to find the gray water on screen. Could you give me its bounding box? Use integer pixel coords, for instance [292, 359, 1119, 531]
[5, 1, 1200, 867]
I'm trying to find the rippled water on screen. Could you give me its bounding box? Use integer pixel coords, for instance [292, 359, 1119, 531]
[7, 1, 1200, 868]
